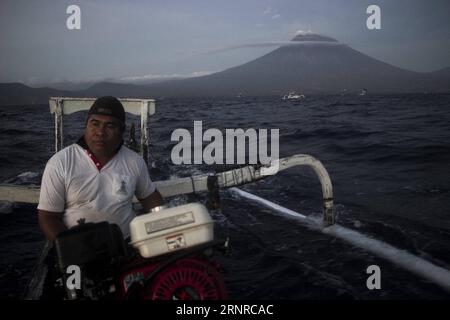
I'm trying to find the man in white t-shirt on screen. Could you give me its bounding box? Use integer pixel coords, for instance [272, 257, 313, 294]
[38, 96, 163, 241]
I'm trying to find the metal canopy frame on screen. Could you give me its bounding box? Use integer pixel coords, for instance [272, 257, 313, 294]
[49, 97, 156, 164]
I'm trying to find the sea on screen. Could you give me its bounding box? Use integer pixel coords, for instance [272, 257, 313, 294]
[0, 94, 450, 299]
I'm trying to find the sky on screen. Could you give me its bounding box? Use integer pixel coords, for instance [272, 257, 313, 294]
[1, 0, 450, 85]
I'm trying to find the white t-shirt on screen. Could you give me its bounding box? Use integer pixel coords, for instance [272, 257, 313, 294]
[37, 143, 156, 238]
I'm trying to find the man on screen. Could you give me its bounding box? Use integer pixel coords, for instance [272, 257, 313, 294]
[38, 96, 163, 241]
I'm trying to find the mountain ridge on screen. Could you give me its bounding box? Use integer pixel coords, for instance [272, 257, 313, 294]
[1, 34, 449, 104]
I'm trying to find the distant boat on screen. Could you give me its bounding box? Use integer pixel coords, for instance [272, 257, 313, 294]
[359, 88, 368, 96]
[282, 92, 305, 100]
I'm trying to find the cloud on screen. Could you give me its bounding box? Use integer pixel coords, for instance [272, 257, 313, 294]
[23, 75, 110, 86]
[263, 6, 280, 20]
[263, 6, 272, 16]
[295, 29, 313, 35]
[203, 41, 344, 54]
[118, 71, 214, 82]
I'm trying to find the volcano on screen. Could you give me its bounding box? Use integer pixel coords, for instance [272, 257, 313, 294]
[1, 33, 449, 104]
[144, 33, 449, 96]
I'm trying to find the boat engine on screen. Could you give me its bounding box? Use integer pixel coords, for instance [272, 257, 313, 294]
[53, 203, 227, 300]
[54, 221, 128, 299]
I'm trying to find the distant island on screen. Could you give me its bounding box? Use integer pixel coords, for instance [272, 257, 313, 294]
[1, 34, 449, 105]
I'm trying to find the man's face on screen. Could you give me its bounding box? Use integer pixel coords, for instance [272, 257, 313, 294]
[84, 114, 123, 159]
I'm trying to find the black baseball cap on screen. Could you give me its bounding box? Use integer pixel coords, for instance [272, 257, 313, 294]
[88, 96, 126, 126]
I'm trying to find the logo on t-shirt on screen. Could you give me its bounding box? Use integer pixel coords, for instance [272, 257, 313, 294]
[118, 180, 128, 195]
[112, 174, 132, 198]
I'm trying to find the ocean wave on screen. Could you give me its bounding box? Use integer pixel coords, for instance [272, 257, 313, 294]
[0, 128, 29, 135]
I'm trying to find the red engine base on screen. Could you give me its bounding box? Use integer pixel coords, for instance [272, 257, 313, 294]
[118, 257, 227, 300]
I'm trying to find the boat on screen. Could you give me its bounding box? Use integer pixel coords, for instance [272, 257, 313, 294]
[0, 97, 335, 300]
[359, 88, 368, 96]
[282, 92, 305, 100]
[3, 96, 450, 298]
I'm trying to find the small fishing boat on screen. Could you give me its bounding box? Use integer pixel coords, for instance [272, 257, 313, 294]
[282, 92, 305, 100]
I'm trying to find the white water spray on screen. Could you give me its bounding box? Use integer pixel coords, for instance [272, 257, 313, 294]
[230, 187, 450, 293]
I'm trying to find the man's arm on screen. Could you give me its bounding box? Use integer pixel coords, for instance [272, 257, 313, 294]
[138, 189, 163, 213]
[38, 209, 67, 242]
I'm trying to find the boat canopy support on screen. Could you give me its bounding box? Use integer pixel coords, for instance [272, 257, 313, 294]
[49, 97, 156, 163]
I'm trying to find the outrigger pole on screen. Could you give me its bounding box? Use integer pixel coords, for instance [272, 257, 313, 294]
[231, 187, 450, 293]
[0, 154, 335, 226]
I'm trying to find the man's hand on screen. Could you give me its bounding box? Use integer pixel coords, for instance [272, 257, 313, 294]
[38, 210, 67, 241]
[138, 189, 163, 213]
